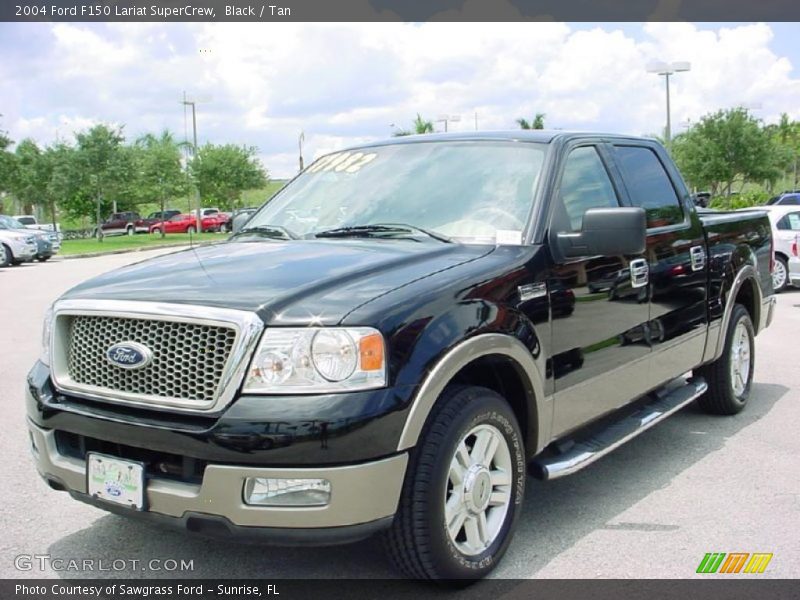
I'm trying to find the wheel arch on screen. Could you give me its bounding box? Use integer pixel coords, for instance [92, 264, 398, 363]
[711, 265, 763, 361]
[396, 333, 550, 459]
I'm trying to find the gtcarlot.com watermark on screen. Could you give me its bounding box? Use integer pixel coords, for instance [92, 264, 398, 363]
[15, 554, 194, 572]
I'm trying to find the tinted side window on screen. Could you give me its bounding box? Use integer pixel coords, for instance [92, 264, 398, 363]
[614, 145, 683, 227]
[777, 212, 800, 231]
[778, 195, 800, 206]
[557, 146, 620, 232]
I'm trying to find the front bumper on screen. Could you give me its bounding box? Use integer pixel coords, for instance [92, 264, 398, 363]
[789, 256, 800, 287]
[10, 240, 37, 261]
[28, 418, 407, 543]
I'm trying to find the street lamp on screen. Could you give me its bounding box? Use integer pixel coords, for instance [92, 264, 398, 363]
[181, 92, 210, 232]
[436, 114, 461, 133]
[646, 61, 691, 145]
[298, 131, 305, 172]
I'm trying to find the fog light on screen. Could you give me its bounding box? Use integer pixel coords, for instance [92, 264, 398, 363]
[243, 477, 331, 506]
[29, 431, 39, 456]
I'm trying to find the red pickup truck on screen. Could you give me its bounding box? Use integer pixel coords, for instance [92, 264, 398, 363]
[98, 212, 150, 236]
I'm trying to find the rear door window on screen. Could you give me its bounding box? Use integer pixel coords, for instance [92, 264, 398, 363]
[613, 145, 684, 228]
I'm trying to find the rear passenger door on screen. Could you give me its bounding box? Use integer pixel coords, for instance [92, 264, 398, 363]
[547, 143, 651, 436]
[609, 143, 708, 389]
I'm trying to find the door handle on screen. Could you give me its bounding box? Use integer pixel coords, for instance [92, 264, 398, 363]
[690, 245, 706, 271]
[629, 258, 649, 288]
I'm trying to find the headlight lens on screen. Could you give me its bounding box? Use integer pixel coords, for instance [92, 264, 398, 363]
[243, 327, 386, 393]
[41, 306, 54, 366]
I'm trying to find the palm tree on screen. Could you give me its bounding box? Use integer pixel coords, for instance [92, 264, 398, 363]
[393, 114, 435, 137]
[517, 113, 546, 130]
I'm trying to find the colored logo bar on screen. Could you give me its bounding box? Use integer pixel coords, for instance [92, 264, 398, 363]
[697, 553, 773, 574]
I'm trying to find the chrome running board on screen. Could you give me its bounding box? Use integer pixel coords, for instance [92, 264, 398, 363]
[531, 377, 708, 481]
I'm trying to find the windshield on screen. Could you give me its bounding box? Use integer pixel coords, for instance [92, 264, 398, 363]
[0, 215, 25, 229]
[246, 141, 547, 242]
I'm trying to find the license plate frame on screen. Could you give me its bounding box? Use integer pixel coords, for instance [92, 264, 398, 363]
[86, 452, 146, 511]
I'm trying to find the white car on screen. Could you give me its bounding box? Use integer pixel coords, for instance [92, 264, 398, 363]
[760, 205, 800, 291]
[0, 229, 38, 267]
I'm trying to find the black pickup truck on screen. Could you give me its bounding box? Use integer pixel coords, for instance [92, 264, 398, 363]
[27, 132, 775, 580]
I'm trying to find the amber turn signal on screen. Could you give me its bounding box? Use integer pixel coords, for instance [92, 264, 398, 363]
[359, 333, 384, 371]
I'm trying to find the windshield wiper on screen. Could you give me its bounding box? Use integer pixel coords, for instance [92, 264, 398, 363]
[314, 223, 452, 243]
[234, 225, 298, 240]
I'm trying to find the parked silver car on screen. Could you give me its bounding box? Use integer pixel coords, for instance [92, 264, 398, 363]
[0, 228, 37, 267]
[761, 205, 800, 291]
[0, 215, 57, 262]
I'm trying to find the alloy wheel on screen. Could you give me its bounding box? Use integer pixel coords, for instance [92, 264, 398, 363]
[444, 423, 513, 556]
[729, 320, 751, 397]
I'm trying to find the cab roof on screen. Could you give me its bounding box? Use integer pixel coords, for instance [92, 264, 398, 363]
[351, 130, 658, 149]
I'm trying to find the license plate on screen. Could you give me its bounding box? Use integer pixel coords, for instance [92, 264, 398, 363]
[87, 453, 146, 510]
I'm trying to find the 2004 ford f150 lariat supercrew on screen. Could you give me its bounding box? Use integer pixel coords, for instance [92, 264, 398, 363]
[27, 132, 775, 580]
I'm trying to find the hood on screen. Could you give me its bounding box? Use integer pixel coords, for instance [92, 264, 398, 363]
[62, 239, 494, 325]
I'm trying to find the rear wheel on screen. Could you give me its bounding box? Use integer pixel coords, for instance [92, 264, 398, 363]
[126, 225, 134, 236]
[384, 385, 525, 581]
[151, 227, 162, 235]
[697, 304, 755, 415]
[773, 255, 788, 292]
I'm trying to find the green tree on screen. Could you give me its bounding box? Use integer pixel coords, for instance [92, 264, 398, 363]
[0, 126, 15, 206]
[10, 139, 47, 215]
[73, 124, 130, 237]
[765, 113, 800, 191]
[191, 143, 268, 210]
[133, 131, 189, 236]
[41, 142, 81, 228]
[517, 113, 546, 130]
[671, 108, 781, 196]
[393, 114, 435, 136]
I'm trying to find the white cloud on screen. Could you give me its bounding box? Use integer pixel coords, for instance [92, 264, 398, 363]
[2, 22, 800, 177]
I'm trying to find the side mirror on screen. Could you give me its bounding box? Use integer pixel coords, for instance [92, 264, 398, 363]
[231, 212, 252, 234]
[556, 207, 646, 258]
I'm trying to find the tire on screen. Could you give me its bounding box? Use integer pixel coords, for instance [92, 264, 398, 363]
[151, 227, 162, 235]
[187, 225, 196, 234]
[773, 255, 788, 293]
[384, 385, 526, 581]
[696, 304, 755, 415]
[126, 225, 134, 236]
[37, 256, 49, 262]
[0, 244, 10, 268]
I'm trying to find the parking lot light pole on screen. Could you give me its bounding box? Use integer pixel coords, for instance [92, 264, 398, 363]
[182, 93, 202, 233]
[437, 114, 461, 133]
[646, 61, 691, 145]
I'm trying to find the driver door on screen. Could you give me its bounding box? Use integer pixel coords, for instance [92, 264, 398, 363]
[547, 143, 651, 437]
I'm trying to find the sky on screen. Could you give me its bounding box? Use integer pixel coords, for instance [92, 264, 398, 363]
[1, 21, 800, 178]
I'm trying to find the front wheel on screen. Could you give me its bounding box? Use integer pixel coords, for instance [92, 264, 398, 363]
[0, 244, 10, 268]
[126, 225, 134, 236]
[384, 385, 526, 580]
[696, 304, 755, 415]
[773, 255, 788, 292]
[186, 225, 197, 235]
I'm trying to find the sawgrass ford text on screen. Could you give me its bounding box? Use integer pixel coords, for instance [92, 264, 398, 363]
[13, 5, 291, 18]
[15, 584, 273, 597]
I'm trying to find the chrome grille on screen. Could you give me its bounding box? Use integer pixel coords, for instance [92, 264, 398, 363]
[66, 315, 238, 405]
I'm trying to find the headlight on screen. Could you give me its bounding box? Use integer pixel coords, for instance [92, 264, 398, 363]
[41, 306, 54, 366]
[243, 327, 386, 393]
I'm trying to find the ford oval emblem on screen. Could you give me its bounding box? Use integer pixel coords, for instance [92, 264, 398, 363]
[106, 341, 153, 370]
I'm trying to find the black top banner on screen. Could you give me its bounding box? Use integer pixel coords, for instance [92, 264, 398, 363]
[2, 0, 800, 22]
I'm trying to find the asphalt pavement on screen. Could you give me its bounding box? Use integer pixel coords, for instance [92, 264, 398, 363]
[1, 249, 798, 579]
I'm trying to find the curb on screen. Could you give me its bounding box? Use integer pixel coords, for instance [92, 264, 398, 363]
[60, 241, 217, 260]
